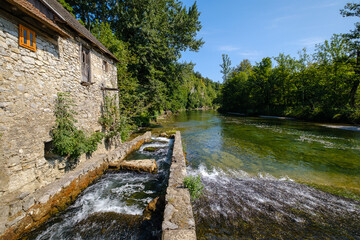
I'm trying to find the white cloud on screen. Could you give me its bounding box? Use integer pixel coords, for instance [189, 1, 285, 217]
[304, 2, 339, 10]
[297, 37, 324, 48]
[219, 45, 241, 52]
[238, 51, 261, 58]
[218, 46, 261, 60]
[269, 15, 298, 29]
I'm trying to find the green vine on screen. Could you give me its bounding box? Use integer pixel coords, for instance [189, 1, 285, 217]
[99, 95, 133, 142]
[50, 92, 104, 160]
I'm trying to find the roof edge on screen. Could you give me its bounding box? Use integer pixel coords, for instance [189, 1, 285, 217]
[4, 0, 70, 38]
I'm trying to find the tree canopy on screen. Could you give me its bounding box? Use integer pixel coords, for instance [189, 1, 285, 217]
[59, 0, 219, 128]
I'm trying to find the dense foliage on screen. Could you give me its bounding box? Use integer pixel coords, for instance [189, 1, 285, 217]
[219, 3, 360, 123]
[51, 93, 104, 159]
[59, 0, 220, 128]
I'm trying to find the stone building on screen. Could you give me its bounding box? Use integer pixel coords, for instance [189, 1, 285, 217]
[0, 0, 119, 235]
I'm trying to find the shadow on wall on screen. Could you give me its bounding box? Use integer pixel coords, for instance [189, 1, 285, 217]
[44, 140, 79, 172]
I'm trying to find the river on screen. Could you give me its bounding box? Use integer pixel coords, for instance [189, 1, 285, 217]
[154, 110, 360, 239]
[26, 110, 360, 239]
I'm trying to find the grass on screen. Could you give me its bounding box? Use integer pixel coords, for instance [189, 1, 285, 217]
[184, 175, 204, 199]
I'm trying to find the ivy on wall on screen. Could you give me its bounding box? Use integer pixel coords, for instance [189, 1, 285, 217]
[99, 94, 133, 142]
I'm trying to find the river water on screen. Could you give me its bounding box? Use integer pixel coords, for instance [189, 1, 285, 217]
[25, 137, 173, 240]
[154, 110, 360, 239]
[26, 110, 360, 239]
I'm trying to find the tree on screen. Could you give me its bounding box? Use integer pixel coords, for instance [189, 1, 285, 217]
[220, 54, 232, 82]
[233, 59, 252, 75]
[341, 3, 360, 107]
[63, 0, 220, 125]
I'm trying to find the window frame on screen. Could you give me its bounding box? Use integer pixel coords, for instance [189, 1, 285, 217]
[19, 24, 36, 51]
[80, 44, 93, 85]
[103, 60, 109, 73]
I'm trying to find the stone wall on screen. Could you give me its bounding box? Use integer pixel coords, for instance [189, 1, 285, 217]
[0, 13, 118, 236]
[162, 131, 196, 240]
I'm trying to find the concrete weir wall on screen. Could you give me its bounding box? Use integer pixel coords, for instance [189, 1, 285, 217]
[162, 131, 196, 240]
[0, 132, 151, 240]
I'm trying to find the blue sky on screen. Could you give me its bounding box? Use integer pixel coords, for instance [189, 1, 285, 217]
[179, 0, 358, 82]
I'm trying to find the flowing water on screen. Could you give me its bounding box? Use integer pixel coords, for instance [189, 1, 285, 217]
[25, 137, 173, 240]
[152, 110, 360, 239]
[26, 111, 360, 239]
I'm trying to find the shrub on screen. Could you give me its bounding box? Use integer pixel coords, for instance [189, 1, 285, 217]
[51, 92, 104, 160]
[184, 175, 204, 199]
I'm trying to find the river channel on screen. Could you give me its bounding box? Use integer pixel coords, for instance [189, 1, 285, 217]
[154, 110, 360, 239]
[26, 110, 360, 239]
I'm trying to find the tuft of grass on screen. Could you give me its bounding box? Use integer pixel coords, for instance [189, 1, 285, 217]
[184, 175, 204, 199]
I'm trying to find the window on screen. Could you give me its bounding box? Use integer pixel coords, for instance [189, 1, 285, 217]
[19, 24, 36, 51]
[103, 60, 108, 72]
[81, 46, 91, 83]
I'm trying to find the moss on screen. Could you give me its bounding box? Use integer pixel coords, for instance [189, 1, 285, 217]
[143, 147, 159, 152]
[165, 130, 176, 135]
[302, 182, 360, 202]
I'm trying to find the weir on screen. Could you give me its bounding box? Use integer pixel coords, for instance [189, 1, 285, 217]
[162, 131, 196, 240]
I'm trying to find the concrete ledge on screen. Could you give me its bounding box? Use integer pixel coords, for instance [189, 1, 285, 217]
[0, 132, 151, 240]
[162, 131, 196, 240]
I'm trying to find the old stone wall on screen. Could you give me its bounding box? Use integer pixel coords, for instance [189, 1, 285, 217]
[162, 131, 196, 240]
[0, 13, 118, 236]
[0, 132, 151, 240]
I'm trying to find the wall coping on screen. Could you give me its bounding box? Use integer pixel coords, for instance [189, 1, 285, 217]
[162, 131, 196, 240]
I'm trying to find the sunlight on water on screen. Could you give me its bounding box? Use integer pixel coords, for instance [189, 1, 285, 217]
[154, 110, 360, 238]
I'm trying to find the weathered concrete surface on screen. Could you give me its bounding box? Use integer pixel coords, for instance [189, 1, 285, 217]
[0, 132, 151, 240]
[120, 159, 157, 173]
[162, 131, 196, 240]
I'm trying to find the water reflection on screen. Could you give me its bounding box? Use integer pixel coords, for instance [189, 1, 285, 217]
[156, 110, 360, 239]
[160, 110, 360, 190]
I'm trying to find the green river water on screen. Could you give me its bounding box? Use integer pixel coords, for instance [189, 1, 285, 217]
[152, 110, 360, 239]
[29, 110, 360, 239]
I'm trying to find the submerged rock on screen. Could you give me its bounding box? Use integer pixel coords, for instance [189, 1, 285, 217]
[160, 133, 170, 138]
[143, 147, 163, 152]
[159, 131, 176, 139]
[120, 159, 157, 173]
[143, 195, 165, 221]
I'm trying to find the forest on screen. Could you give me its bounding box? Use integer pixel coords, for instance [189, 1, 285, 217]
[60, 0, 360, 125]
[219, 3, 360, 123]
[58, 0, 220, 131]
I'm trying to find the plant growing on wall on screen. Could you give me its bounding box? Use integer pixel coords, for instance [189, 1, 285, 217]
[99, 94, 133, 142]
[184, 175, 204, 199]
[51, 92, 104, 160]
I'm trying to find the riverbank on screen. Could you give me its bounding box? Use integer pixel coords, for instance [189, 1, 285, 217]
[225, 112, 360, 132]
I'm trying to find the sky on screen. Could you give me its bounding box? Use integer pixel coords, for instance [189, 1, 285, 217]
[179, 0, 358, 83]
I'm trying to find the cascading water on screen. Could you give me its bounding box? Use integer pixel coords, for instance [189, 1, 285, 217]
[189, 165, 360, 239]
[151, 110, 360, 239]
[25, 137, 173, 240]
